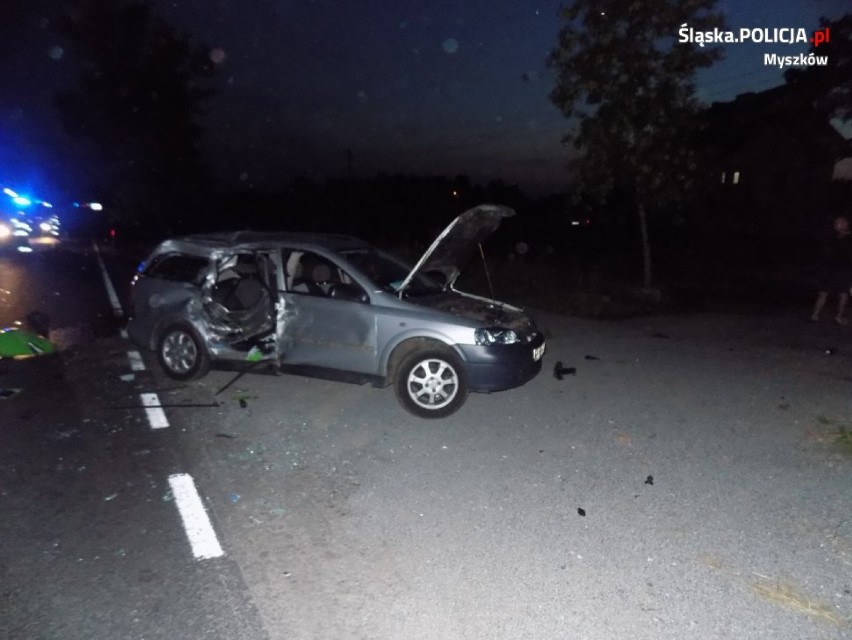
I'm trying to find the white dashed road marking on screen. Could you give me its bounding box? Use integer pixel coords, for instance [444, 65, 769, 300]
[127, 350, 146, 371]
[168, 473, 225, 560]
[140, 393, 170, 429]
[93, 246, 225, 559]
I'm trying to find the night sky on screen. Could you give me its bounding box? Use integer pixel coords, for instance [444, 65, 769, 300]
[1, 0, 849, 203]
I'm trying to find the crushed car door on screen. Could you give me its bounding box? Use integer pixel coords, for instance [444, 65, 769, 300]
[204, 250, 278, 353]
[279, 249, 377, 373]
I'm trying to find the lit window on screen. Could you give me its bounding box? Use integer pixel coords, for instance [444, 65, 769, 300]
[721, 172, 726, 184]
[733, 171, 740, 184]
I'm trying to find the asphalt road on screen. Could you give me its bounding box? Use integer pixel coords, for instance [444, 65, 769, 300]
[2, 240, 851, 639]
[0, 241, 267, 640]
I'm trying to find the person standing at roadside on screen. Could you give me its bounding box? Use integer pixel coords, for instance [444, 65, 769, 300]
[810, 215, 852, 325]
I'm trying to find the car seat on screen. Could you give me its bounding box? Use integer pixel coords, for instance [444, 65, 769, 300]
[291, 254, 333, 295]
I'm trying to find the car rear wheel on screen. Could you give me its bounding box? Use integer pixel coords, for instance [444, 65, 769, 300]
[156, 323, 210, 381]
[394, 348, 468, 418]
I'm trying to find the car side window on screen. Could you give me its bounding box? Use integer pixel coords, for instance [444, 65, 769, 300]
[283, 250, 366, 301]
[146, 254, 208, 285]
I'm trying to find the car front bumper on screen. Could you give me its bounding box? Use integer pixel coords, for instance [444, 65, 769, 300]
[457, 333, 545, 392]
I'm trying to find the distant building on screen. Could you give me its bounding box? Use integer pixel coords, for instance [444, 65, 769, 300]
[694, 84, 852, 239]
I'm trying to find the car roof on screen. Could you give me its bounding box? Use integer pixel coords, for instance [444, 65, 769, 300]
[154, 230, 372, 255]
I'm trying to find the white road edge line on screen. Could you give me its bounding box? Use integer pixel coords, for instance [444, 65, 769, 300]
[128, 350, 146, 371]
[120, 328, 129, 340]
[140, 393, 169, 429]
[92, 240, 124, 318]
[168, 473, 225, 560]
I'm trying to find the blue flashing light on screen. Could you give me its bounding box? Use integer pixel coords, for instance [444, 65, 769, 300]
[12, 196, 32, 206]
[3, 188, 18, 198]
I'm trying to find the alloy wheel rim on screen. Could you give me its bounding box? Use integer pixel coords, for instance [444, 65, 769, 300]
[163, 331, 197, 374]
[407, 358, 458, 409]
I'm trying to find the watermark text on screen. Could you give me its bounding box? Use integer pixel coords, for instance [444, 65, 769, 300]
[678, 25, 830, 48]
[764, 52, 829, 69]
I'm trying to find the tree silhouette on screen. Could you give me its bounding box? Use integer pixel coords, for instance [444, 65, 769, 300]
[54, 0, 215, 232]
[785, 13, 852, 123]
[548, 0, 725, 288]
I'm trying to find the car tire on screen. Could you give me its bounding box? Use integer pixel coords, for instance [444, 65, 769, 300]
[394, 348, 468, 418]
[156, 323, 210, 381]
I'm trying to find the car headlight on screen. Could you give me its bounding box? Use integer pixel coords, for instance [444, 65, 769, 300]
[474, 327, 520, 346]
[0, 223, 10, 239]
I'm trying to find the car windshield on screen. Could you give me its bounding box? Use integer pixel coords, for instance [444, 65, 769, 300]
[341, 248, 444, 297]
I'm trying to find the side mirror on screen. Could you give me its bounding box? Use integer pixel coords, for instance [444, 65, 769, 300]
[329, 282, 368, 303]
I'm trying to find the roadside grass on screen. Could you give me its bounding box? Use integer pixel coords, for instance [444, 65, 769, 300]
[455, 258, 662, 319]
[838, 427, 852, 455]
[452, 251, 810, 319]
[808, 414, 852, 458]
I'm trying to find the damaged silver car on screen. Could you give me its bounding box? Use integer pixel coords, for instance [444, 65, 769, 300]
[127, 203, 545, 418]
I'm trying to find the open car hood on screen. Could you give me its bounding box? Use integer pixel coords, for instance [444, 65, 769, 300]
[398, 203, 515, 295]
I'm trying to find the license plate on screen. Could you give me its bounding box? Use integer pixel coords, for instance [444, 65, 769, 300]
[532, 342, 545, 361]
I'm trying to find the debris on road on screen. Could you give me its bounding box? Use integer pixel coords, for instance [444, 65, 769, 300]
[0, 327, 56, 358]
[49, 428, 81, 441]
[233, 391, 258, 409]
[584, 354, 600, 360]
[650, 331, 670, 339]
[645, 475, 654, 485]
[577, 507, 586, 517]
[0, 387, 22, 400]
[553, 361, 576, 380]
[615, 432, 632, 445]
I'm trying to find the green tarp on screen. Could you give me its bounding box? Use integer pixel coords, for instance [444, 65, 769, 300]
[0, 328, 55, 358]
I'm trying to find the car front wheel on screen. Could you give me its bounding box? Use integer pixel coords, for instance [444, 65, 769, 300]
[156, 323, 210, 381]
[395, 348, 468, 418]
